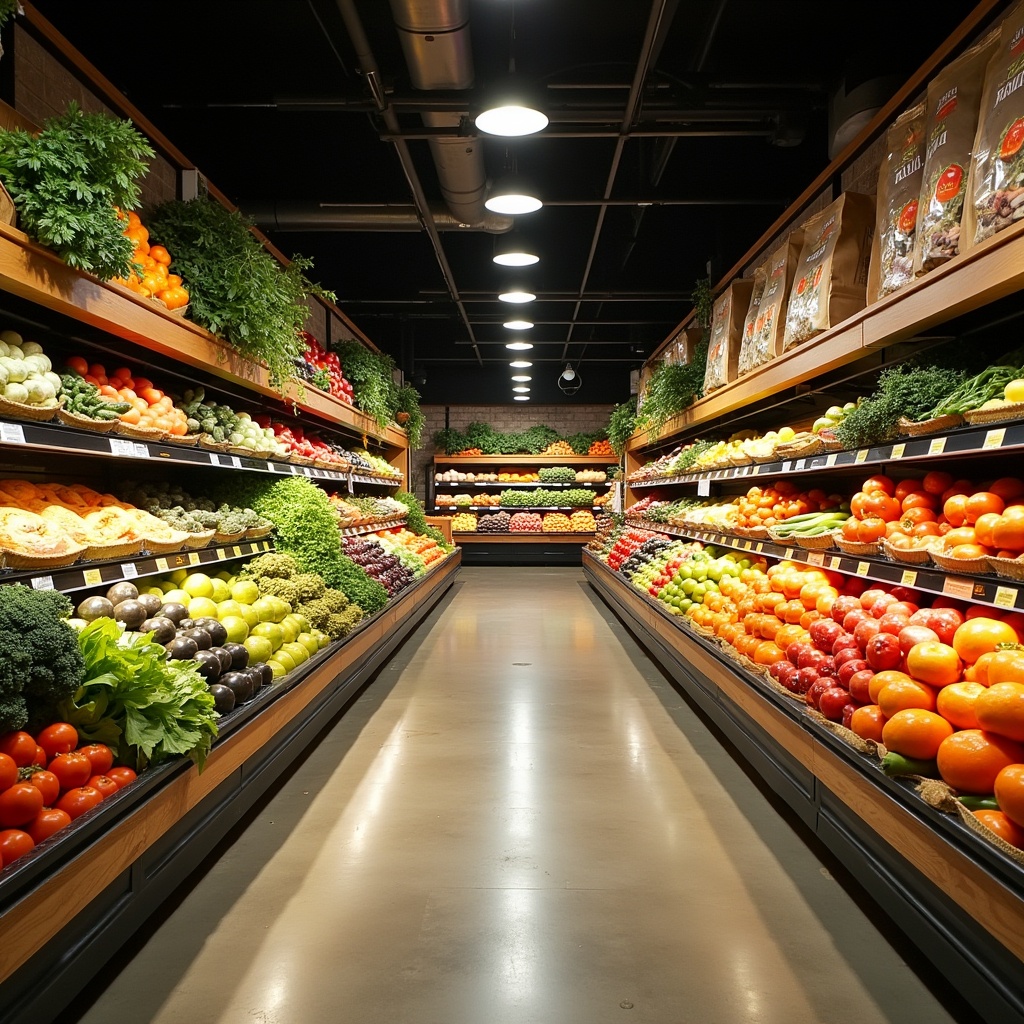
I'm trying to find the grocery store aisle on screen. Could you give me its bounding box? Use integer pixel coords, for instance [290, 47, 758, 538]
[73, 567, 973, 1024]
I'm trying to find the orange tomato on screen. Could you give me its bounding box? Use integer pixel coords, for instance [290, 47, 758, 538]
[902, 491, 939, 512]
[65, 356, 89, 376]
[149, 244, 172, 265]
[943, 493, 969, 527]
[922, 470, 954, 495]
[972, 809, 1024, 848]
[965, 491, 1005, 524]
[850, 705, 886, 743]
[987, 477, 1024, 502]
[861, 475, 895, 495]
[992, 506, 1024, 553]
[973, 512, 1002, 549]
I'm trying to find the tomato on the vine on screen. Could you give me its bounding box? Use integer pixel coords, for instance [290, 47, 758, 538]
[0, 752, 17, 791]
[106, 767, 137, 790]
[24, 770, 60, 807]
[78, 744, 114, 776]
[87, 775, 120, 800]
[0, 732, 39, 768]
[26, 808, 71, 845]
[35, 723, 78, 761]
[55, 787, 103, 820]
[0, 829, 34, 867]
[0, 783, 44, 828]
[47, 752, 92, 791]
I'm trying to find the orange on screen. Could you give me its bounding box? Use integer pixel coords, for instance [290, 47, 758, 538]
[850, 705, 886, 743]
[952, 617, 1020, 664]
[974, 681, 1024, 741]
[868, 669, 915, 704]
[973, 512, 1002, 549]
[936, 729, 1024, 793]
[973, 809, 1024, 848]
[882, 708, 954, 760]
[877, 678, 938, 717]
[905, 641, 962, 687]
[969, 648, 1024, 686]
[987, 477, 1024, 502]
[936, 682, 985, 729]
[149, 244, 172, 265]
[964, 491, 1005, 524]
[994, 763, 1024, 827]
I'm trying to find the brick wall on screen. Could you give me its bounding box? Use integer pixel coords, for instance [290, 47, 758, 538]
[411, 403, 614, 499]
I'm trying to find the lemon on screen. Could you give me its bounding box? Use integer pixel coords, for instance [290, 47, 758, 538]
[181, 572, 214, 598]
[1004, 379, 1024, 403]
[777, 426, 796, 442]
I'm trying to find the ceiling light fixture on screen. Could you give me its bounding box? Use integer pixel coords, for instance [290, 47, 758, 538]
[511, 375, 532, 382]
[485, 176, 542, 215]
[513, 386, 530, 393]
[505, 340, 534, 351]
[503, 319, 534, 330]
[509, 360, 533, 368]
[474, 74, 548, 137]
[558, 362, 582, 395]
[498, 289, 536, 303]
[514, 395, 530, 401]
[493, 228, 539, 266]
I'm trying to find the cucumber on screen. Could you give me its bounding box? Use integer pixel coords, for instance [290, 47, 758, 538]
[881, 752, 939, 778]
[957, 795, 999, 811]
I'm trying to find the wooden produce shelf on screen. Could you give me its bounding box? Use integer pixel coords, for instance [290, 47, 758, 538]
[583, 550, 1024, 1024]
[434, 454, 616, 465]
[454, 532, 593, 543]
[627, 220, 1024, 451]
[0, 551, 460, 1016]
[0, 226, 407, 447]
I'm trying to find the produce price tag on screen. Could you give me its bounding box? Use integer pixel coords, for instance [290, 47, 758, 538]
[928, 437, 947, 455]
[855, 449, 868, 464]
[755, 542, 764, 553]
[856, 561, 870, 576]
[120, 562, 139, 579]
[231, 456, 242, 469]
[155, 558, 169, 572]
[232, 546, 243, 557]
[983, 428, 1006, 450]
[289, 464, 299, 474]
[696, 479, 711, 497]
[0, 422, 25, 444]
[82, 568, 103, 586]
[303, 466, 314, 477]
[993, 586, 1018, 610]
[208, 452, 221, 466]
[806, 551, 825, 566]
[825, 454, 837, 467]
[30, 575, 54, 591]
[781, 461, 792, 473]
[900, 569, 918, 586]
[188, 552, 201, 565]
[828, 556, 842, 570]
[795, 459, 806, 470]
[890, 443, 905, 460]
[784, 548, 795, 560]
[109, 438, 138, 457]
[942, 576, 974, 601]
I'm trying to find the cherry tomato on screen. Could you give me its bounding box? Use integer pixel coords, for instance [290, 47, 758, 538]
[55, 786, 103, 820]
[78, 744, 114, 776]
[106, 766, 138, 790]
[0, 829, 34, 867]
[87, 775, 120, 800]
[0, 752, 17, 791]
[0, 732, 39, 768]
[26, 808, 71, 845]
[48, 752, 92, 791]
[24, 770, 60, 806]
[0, 783, 44, 827]
[32, 745, 47, 767]
[35, 722, 78, 760]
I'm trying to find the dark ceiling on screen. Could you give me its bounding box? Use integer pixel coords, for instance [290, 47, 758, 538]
[28, 0, 993, 406]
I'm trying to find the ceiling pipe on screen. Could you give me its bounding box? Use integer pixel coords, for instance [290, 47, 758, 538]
[248, 200, 511, 232]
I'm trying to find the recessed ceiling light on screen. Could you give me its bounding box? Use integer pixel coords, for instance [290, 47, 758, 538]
[514, 395, 530, 401]
[499, 290, 536, 303]
[509, 360, 533, 368]
[503, 320, 534, 330]
[511, 375, 532, 382]
[513, 385, 531, 393]
[505, 341, 534, 351]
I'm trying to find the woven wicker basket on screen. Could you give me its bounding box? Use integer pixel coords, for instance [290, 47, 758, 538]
[55, 407, 119, 432]
[897, 413, 964, 436]
[183, 529, 216, 550]
[963, 402, 1024, 426]
[114, 422, 168, 442]
[141, 536, 188, 556]
[819, 435, 845, 452]
[0, 543, 86, 569]
[728, 452, 754, 467]
[289, 454, 316, 467]
[199, 435, 232, 452]
[835, 535, 882, 556]
[774, 436, 824, 460]
[167, 433, 202, 447]
[929, 548, 993, 575]
[0, 395, 62, 423]
[245, 524, 274, 541]
[985, 554, 1024, 580]
[882, 537, 935, 564]
[83, 539, 143, 561]
[213, 529, 247, 545]
[795, 529, 841, 550]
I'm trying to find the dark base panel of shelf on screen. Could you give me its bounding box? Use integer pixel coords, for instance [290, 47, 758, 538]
[582, 554, 1024, 1024]
[0, 559, 460, 1024]
[459, 541, 587, 565]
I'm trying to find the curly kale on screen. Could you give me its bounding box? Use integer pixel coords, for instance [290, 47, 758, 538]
[256, 577, 299, 607]
[240, 551, 300, 581]
[0, 585, 85, 732]
[293, 573, 327, 602]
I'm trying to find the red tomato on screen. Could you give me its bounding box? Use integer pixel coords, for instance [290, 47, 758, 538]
[106, 766, 137, 790]
[78, 744, 114, 776]
[55, 786, 103, 820]
[0, 783, 44, 827]
[26, 808, 71, 844]
[88, 775, 120, 800]
[861, 475, 895, 495]
[25, 769, 60, 806]
[35, 722, 78, 760]
[48, 752, 93, 791]
[0, 752, 17, 790]
[0, 828, 34, 866]
[0, 731, 39, 768]
[32, 745, 47, 767]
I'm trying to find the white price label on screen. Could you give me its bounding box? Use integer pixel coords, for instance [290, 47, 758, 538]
[781, 461, 792, 473]
[289, 464, 299, 475]
[743, 540, 752, 550]
[784, 548, 795, 560]
[855, 449, 868, 464]
[983, 428, 1006, 450]
[994, 586, 1018, 610]
[208, 452, 221, 466]
[0, 422, 25, 444]
[755, 542, 764, 553]
[928, 436, 947, 455]
[232, 546, 243, 557]
[900, 569, 918, 586]
[120, 562, 139, 579]
[806, 551, 825, 566]
[82, 568, 103, 586]
[697, 479, 711, 497]
[795, 459, 806, 471]
[941, 576, 974, 601]
[890, 443, 905, 460]
[232, 455, 243, 469]
[30, 576, 54, 591]
[825, 454, 837, 467]
[109, 438, 137, 457]
[828, 556, 842, 570]
[135, 442, 149, 459]
[303, 466, 314, 477]
[856, 561, 870, 576]
[155, 558, 169, 572]
[188, 552, 201, 565]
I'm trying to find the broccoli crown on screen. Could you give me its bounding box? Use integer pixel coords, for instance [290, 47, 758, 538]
[243, 552, 298, 580]
[256, 577, 299, 607]
[0, 585, 84, 731]
[293, 572, 326, 602]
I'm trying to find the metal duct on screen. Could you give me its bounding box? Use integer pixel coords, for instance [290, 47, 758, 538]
[244, 201, 507, 232]
[389, 0, 508, 230]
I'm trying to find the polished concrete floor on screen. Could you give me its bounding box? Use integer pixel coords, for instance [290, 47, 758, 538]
[72, 568, 977, 1024]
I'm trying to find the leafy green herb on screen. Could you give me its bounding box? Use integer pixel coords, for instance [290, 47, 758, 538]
[147, 197, 334, 390]
[607, 397, 638, 456]
[0, 1, 20, 30]
[928, 364, 1024, 417]
[333, 342, 399, 430]
[636, 341, 708, 436]
[394, 382, 426, 448]
[0, 102, 154, 280]
[61, 618, 218, 771]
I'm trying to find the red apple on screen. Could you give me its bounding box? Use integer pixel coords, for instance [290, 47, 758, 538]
[841, 702, 860, 729]
[819, 686, 852, 721]
[806, 677, 836, 710]
[847, 668, 876, 704]
[831, 595, 862, 625]
[837, 658, 869, 686]
[865, 631, 903, 671]
[832, 634, 860, 657]
[869, 594, 899, 618]
[877, 611, 910, 636]
[793, 666, 821, 694]
[843, 608, 872, 634]
[897, 623, 940, 656]
[860, 588, 890, 610]
[853, 617, 881, 649]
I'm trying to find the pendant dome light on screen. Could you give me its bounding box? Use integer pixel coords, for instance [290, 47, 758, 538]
[493, 227, 539, 266]
[558, 362, 582, 395]
[475, 81, 548, 137]
[508, 360, 533, 368]
[498, 288, 536, 303]
[485, 175, 542, 215]
[505, 340, 534, 351]
[503, 319, 534, 330]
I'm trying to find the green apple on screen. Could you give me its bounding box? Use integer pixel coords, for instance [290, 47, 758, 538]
[253, 596, 286, 623]
[251, 621, 285, 649]
[282, 641, 309, 665]
[266, 659, 288, 679]
[230, 578, 261, 605]
[187, 596, 219, 620]
[279, 618, 299, 644]
[273, 649, 296, 672]
[217, 599, 244, 619]
[210, 578, 232, 603]
[243, 634, 274, 664]
[220, 615, 250, 644]
[238, 603, 260, 629]
[296, 632, 319, 657]
[285, 612, 311, 635]
[182, 572, 214, 599]
[163, 588, 192, 606]
[312, 629, 331, 649]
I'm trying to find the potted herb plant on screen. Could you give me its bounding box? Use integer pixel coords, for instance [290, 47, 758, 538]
[393, 382, 425, 448]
